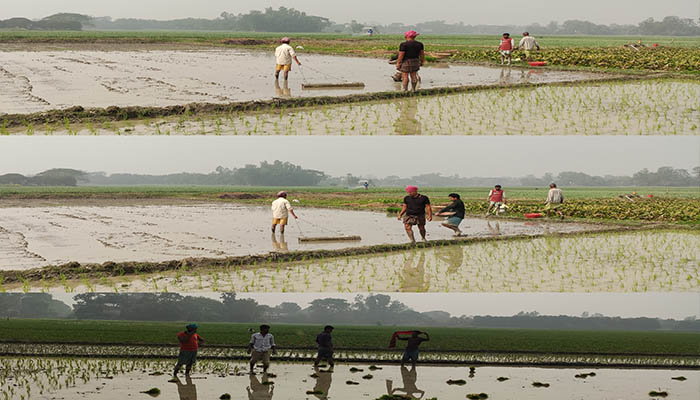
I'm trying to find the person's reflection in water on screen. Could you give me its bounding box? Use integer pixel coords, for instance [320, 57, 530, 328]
[173, 376, 197, 400]
[519, 70, 532, 84]
[393, 98, 422, 135]
[312, 366, 332, 400]
[498, 67, 512, 85]
[274, 80, 292, 98]
[487, 221, 502, 236]
[247, 372, 274, 400]
[271, 233, 289, 252]
[385, 365, 425, 399]
[401, 252, 429, 292]
[436, 245, 464, 275]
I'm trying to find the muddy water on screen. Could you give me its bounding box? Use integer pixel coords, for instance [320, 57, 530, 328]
[22, 79, 698, 136]
[0, 49, 602, 114]
[39, 362, 699, 400]
[11, 231, 697, 293]
[0, 203, 599, 270]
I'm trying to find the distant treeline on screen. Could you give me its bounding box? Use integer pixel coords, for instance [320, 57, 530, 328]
[1, 293, 698, 332]
[1, 10, 699, 36]
[1, 164, 698, 187]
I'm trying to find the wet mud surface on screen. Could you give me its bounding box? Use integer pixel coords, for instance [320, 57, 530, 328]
[0, 203, 601, 270]
[36, 361, 700, 400]
[0, 49, 603, 115]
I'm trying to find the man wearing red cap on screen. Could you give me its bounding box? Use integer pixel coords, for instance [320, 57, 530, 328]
[398, 185, 432, 243]
[275, 37, 302, 81]
[396, 31, 424, 91]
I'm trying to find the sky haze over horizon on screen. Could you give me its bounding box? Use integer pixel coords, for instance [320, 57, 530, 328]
[2, 0, 697, 26]
[2, 137, 698, 178]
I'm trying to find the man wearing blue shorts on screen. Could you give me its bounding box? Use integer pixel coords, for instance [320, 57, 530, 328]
[435, 193, 465, 236]
[398, 331, 430, 368]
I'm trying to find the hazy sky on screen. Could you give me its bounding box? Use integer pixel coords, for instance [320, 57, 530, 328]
[50, 292, 700, 319]
[1, 137, 698, 178]
[2, 0, 697, 25]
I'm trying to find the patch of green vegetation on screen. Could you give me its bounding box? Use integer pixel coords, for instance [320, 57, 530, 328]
[2, 320, 699, 356]
[1, 185, 697, 223]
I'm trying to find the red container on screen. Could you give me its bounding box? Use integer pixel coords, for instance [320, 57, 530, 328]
[528, 61, 547, 66]
[524, 213, 543, 218]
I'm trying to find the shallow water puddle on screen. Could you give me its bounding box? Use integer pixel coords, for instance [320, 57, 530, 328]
[35, 361, 698, 400]
[0, 203, 598, 270]
[0, 49, 601, 114]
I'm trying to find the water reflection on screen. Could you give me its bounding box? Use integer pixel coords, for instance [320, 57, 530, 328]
[271, 233, 289, 252]
[386, 365, 425, 399]
[173, 376, 197, 400]
[436, 245, 464, 274]
[487, 221, 502, 236]
[247, 372, 274, 400]
[393, 98, 422, 135]
[274, 80, 292, 98]
[311, 366, 332, 400]
[498, 68, 512, 84]
[401, 252, 429, 291]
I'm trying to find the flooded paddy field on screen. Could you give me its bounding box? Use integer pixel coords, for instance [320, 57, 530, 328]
[5, 229, 697, 293]
[13, 78, 698, 136]
[2, 357, 697, 400]
[0, 202, 603, 271]
[0, 48, 602, 115]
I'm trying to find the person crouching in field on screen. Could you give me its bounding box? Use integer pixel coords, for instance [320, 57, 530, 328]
[271, 191, 298, 234]
[275, 37, 302, 81]
[498, 33, 515, 65]
[435, 193, 465, 236]
[248, 324, 277, 374]
[396, 31, 424, 92]
[398, 185, 432, 243]
[173, 323, 204, 377]
[545, 183, 565, 219]
[486, 185, 506, 216]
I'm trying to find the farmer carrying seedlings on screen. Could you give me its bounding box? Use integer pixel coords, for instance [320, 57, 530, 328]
[499, 33, 515, 65]
[398, 185, 432, 244]
[486, 185, 507, 216]
[544, 183, 564, 219]
[517, 32, 540, 61]
[271, 191, 298, 234]
[396, 31, 424, 92]
[393, 331, 430, 368]
[435, 193, 465, 236]
[314, 325, 335, 371]
[173, 323, 204, 377]
[248, 324, 277, 374]
[274, 37, 302, 81]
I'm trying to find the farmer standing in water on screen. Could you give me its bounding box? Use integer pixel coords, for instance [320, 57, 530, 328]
[274, 37, 302, 81]
[271, 191, 298, 234]
[398, 186, 432, 243]
[395, 31, 424, 91]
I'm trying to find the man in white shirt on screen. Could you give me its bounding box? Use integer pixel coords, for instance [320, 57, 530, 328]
[248, 324, 277, 373]
[275, 37, 302, 81]
[271, 191, 298, 234]
[544, 183, 564, 219]
[517, 32, 540, 61]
